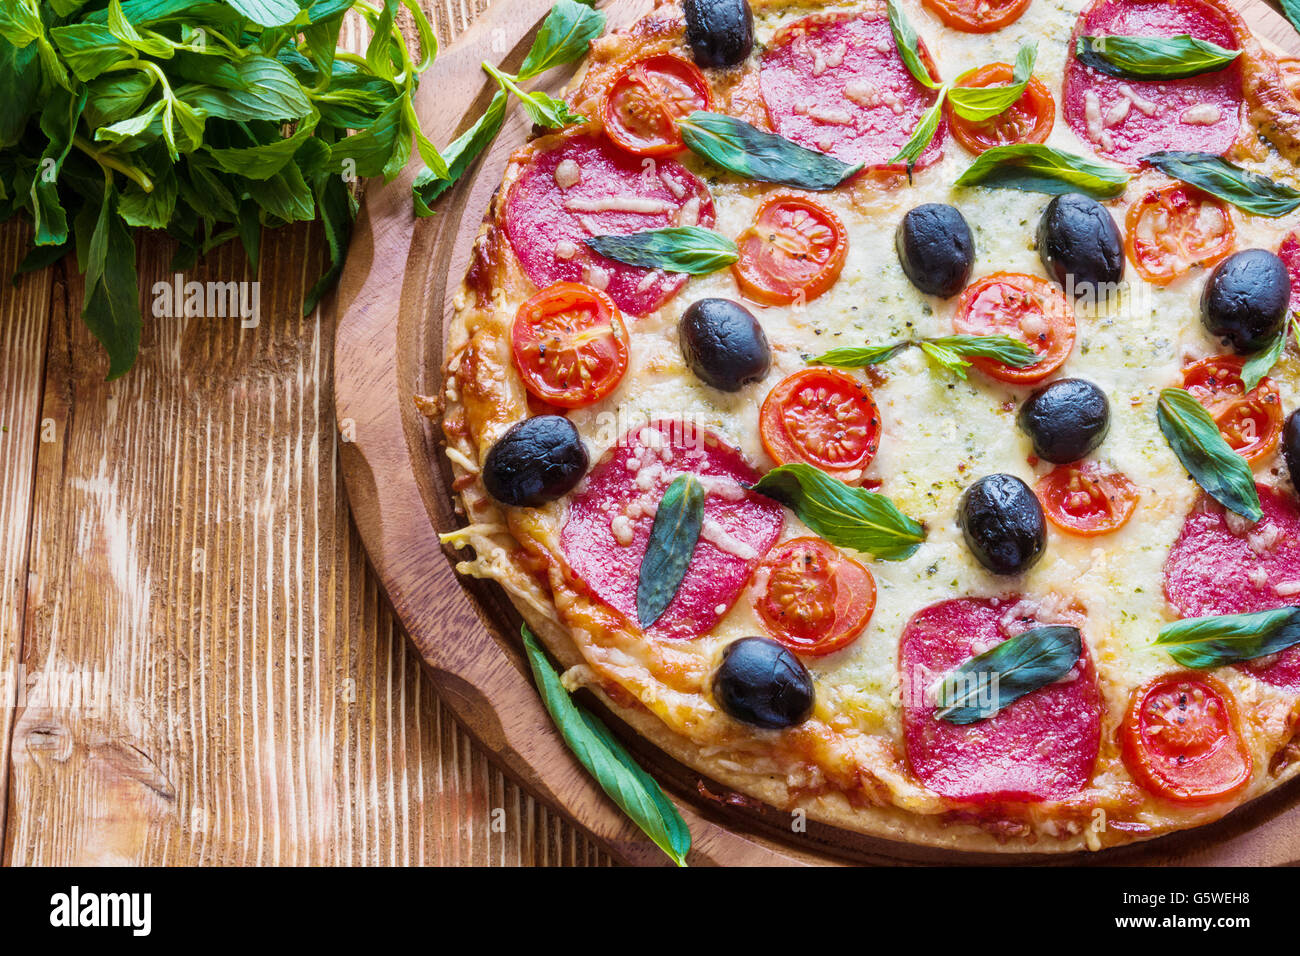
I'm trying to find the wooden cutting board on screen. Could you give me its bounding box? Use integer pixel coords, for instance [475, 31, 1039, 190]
[332, 0, 1300, 865]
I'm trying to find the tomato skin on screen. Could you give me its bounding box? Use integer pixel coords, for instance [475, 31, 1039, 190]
[1182, 355, 1282, 464]
[510, 282, 630, 409]
[733, 193, 848, 307]
[950, 63, 1055, 154]
[952, 272, 1076, 384]
[1036, 462, 1139, 536]
[922, 0, 1031, 32]
[1121, 674, 1252, 805]
[759, 368, 881, 482]
[1124, 184, 1236, 286]
[602, 54, 712, 157]
[755, 537, 876, 656]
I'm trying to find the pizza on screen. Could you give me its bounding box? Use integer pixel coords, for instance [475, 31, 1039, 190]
[429, 0, 1300, 852]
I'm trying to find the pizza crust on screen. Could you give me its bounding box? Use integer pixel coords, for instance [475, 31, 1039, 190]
[430, 0, 1300, 853]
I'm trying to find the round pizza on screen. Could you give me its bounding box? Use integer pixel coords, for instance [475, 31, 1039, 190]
[431, 0, 1300, 852]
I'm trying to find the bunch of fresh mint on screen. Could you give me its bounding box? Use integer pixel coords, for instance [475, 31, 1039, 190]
[0, 0, 447, 378]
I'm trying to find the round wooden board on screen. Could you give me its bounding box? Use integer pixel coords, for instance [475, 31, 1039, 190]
[333, 0, 1300, 865]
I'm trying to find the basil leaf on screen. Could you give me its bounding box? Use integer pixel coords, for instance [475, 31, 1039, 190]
[679, 111, 862, 190]
[956, 143, 1129, 198]
[482, 61, 584, 129]
[174, 56, 315, 121]
[518, 0, 606, 80]
[586, 227, 737, 275]
[1156, 607, 1300, 669]
[49, 24, 134, 82]
[225, 0, 302, 27]
[1284, 0, 1300, 35]
[886, 0, 941, 91]
[521, 626, 691, 867]
[811, 335, 1036, 379]
[1075, 34, 1239, 80]
[934, 626, 1081, 725]
[414, 91, 506, 215]
[811, 342, 912, 368]
[1241, 325, 1288, 393]
[922, 334, 1037, 379]
[947, 43, 1037, 122]
[889, 88, 947, 169]
[749, 463, 925, 561]
[81, 187, 142, 380]
[636, 474, 705, 629]
[1143, 150, 1300, 218]
[1157, 387, 1262, 521]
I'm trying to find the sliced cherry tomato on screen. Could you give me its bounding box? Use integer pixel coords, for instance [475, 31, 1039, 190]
[733, 193, 848, 307]
[922, 0, 1031, 33]
[759, 368, 881, 482]
[1124, 184, 1236, 285]
[1036, 462, 1139, 536]
[602, 54, 712, 157]
[510, 282, 629, 408]
[1121, 674, 1251, 805]
[1182, 355, 1282, 464]
[949, 63, 1055, 154]
[952, 272, 1076, 384]
[755, 537, 876, 656]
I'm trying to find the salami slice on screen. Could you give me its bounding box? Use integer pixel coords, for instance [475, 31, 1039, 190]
[1164, 486, 1300, 691]
[1279, 231, 1300, 317]
[1063, 0, 1244, 165]
[899, 598, 1101, 803]
[759, 12, 946, 174]
[503, 135, 716, 317]
[561, 420, 783, 640]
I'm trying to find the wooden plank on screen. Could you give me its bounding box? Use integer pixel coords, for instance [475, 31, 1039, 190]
[0, 221, 52, 839]
[0, 0, 608, 867]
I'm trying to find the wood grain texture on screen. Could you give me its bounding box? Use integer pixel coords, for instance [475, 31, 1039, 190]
[0, 0, 609, 867]
[335, 0, 1300, 865]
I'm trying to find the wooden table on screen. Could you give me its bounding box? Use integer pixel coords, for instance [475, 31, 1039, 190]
[0, 0, 609, 867]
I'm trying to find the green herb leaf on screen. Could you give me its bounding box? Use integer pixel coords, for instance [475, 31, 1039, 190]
[413, 90, 506, 215]
[586, 227, 737, 274]
[636, 474, 705, 629]
[1155, 607, 1300, 669]
[956, 143, 1130, 198]
[679, 111, 862, 189]
[225, 0, 303, 27]
[810, 342, 912, 368]
[1143, 150, 1300, 217]
[948, 43, 1037, 121]
[1241, 324, 1288, 393]
[934, 626, 1082, 725]
[81, 187, 142, 380]
[518, 0, 606, 79]
[889, 88, 947, 169]
[886, 0, 942, 91]
[921, 334, 1037, 379]
[811, 335, 1036, 379]
[1075, 33, 1239, 80]
[521, 626, 691, 866]
[749, 463, 925, 561]
[1157, 387, 1262, 521]
[482, 61, 584, 129]
[1283, 0, 1300, 35]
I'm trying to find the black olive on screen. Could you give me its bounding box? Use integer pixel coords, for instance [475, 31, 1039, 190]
[1036, 193, 1124, 298]
[895, 203, 974, 298]
[1201, 249, 1291, 354]
[713, 637, 814, 729]
[683, 0, 754, 68]
[1017, 378, 1110, 464]
[482, 415, 588, 507]
[958, 474, 1046, 575]
[1285, 410, 1300, 492]
[679, 298, 771, 392]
